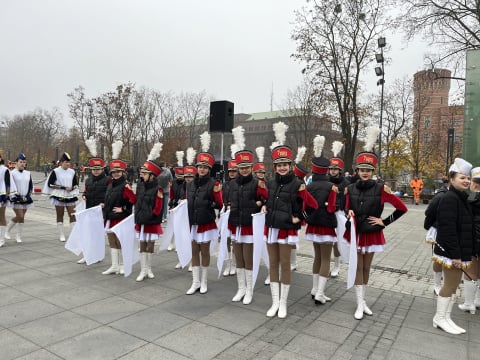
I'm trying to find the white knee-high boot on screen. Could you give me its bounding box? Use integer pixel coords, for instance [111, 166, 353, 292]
[458, 280, 477, 314]
[266, 282, 280, 317]
[433, 296, 462, 335]
[136, 253, 147, 282]
[311, 273, 319, 299]
[278, 283, 290, 318]
[331, 256, 340, 277]
[102, 248, 120, 275]
[433, 270, 442, 296]
[290, 249, 297, 271]
[4, 220, 15, 240]
[16, 223, 23, 243]
[315, 276, 330, 305]
[448, 295, 466, 334]
[57, 222, 65, 242]
[362, 285, 373, 315]
[354, 285, 364, 320]
[232, 268, 246, 302]
[200, 266, 208, 294]
[243, 269, 253, 305]
[186, 266, 200, 295]
[146, 253, 154, 279]
[223, 254, 231, 277]
[0, 225, 5, 246]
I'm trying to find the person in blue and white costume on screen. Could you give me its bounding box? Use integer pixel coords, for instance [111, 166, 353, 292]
[0, 155, 16, 246]
[44, 152, 79, 241]
[5, 153, 32, 244]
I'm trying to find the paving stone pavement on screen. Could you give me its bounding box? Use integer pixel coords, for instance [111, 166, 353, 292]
[0, 172, 478, 359]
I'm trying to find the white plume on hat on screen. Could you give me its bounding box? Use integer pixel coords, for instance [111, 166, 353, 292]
[200, 131, 211, 152]
[363, 126, 380, 152]
[256, 146, 265, 162]
[111, 140, 123, 160]
[85, 137, 97, 157]
[295, 146, 307, 164]
[272, 121, 288, 146]
[176, 151, 184, 167]
[147, 142, 163, 161]
[230, 143, 240, 159]
[186, 147, 196, 165]
[313, 135, 325, 157]
[232, 126, 245, 152]
[331, 141, 343, 157]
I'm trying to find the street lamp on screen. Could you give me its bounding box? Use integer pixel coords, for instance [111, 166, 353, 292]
[375, 36, 386, 176]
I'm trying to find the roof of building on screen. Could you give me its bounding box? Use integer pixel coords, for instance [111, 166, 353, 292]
[243, 110, 293, 121]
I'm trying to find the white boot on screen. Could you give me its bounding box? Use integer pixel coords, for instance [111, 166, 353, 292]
[264, 273, 270, 285]
[167, 239, 175, 251]
[331, 256, 340, 277]
[118, 252, 125, 275]
[232, 268, 246, 302]
[188, 263, 192, 272]
[266, 282, 280, 317]
[136, 253, 147, 282]
[0, 225, 5, 247]
[354, 285, 364, 320]
[243, 270, 253, 305]
[57, 222, 65, 242]
[16, 223, 23, 243]
[311, 274, 319, 299]
[433, 271, 442, 296]
[102, 248, 120, 275]
[200, 266, 208, 294]
[186, 266, 200, 295]
[4, 220, 15, 240]
[458, 280, 477, 314]
[362, 285, 373, 315]
[433, 296, 462, 334]
[315, 276, 330, 305]
[146, 253, 155, 279]
[290, 249, 297, 271]
[174, 262, 181, 269]
[475, 286, 480, 308]
[77, 257, 86, 264]
[448, 295, 466, 334]
[229, 252, 236, 275]
[278, 283, 290, 318]
[223, 256, 231, 277]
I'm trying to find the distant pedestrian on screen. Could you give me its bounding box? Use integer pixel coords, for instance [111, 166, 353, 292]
[0, 155, 14, 247]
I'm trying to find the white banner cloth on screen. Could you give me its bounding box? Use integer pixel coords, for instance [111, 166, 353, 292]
[252, 212, 268, 288]
[346, 216, 358, 289]
[109, 214, 139, 277]
[65, 205, 105, 265]
[216, 209, 230, 278]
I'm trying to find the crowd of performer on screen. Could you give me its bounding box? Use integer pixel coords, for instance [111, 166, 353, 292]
[2, 125, 479, 336]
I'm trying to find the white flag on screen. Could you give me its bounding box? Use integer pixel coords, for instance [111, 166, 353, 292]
[252, 212, 268, 288]
[65, 205, 105, 265]
[110, 214, 139, 277]
[216, 209, 230, 278]
[346, 216, 358, 289]
[335, 210, 349, 263]
[164, 201, 191, 268]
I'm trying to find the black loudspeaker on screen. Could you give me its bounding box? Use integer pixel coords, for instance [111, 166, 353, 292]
[209, 100, 234, 133]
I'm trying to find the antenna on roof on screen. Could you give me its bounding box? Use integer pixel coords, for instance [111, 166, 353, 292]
[270, 82, 274, 112]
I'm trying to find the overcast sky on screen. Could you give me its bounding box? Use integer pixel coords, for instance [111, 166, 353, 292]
[1, 0, 436, 126]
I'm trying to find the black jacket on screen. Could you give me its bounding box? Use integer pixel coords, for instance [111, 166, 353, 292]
[347, 180, 384, 233]
[306, 174, 337, 228]
[84, 173, 109, 209]
[468, 191, 480, 256]
[228, 173, 260, 226]
[423, 187, 448, 230]
[435, 187, 474, 261]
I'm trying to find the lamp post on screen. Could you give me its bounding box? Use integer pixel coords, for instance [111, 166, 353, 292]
[375, 37, 386, 176]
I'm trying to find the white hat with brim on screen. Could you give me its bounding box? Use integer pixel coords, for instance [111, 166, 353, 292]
[472, 167, 480, 180]
[449, 158, 472, 176]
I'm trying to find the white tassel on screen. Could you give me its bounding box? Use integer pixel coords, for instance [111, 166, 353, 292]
[256, 147, 265, 162]
[363, 126, 380, 152]
[295, 146, 306, 164]
[313, 135, 325, 157]
[147, 142, 163, 161]
[331, 141, 343, 157]
[85, 137, 97, 157]
[186, 147, 196, 165]
[200, 131, 211, 152]
[176, 151, 184, 167]
[111, 140, 123, 160]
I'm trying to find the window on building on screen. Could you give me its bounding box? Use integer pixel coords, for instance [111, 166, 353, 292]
[453, 119, 462, 127]
[454, 134, 461, 143]
[423, 133, 431, 144]
[424, 115, 431, 129]
[440, 97, 444, 104]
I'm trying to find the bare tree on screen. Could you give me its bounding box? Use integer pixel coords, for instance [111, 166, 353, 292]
[400, 0, 480, 71]
[292, 0, 391, 171]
